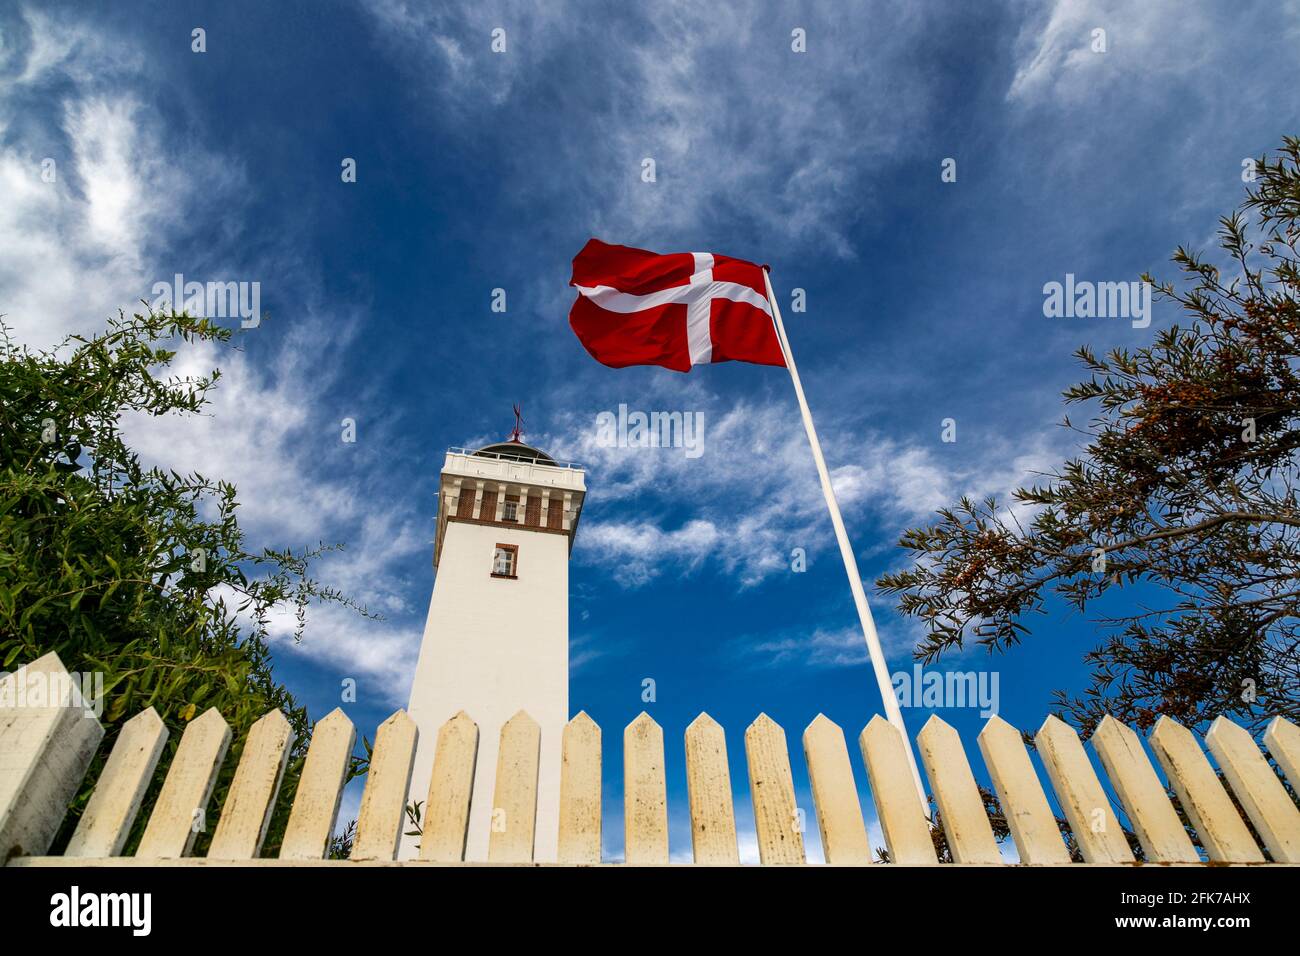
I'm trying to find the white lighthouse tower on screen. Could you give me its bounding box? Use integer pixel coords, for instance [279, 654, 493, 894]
[403, 417, 586, 862]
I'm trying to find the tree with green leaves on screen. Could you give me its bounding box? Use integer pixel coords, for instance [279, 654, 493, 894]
[878, 137, 1300, 739]
[0, 308, 370, 856]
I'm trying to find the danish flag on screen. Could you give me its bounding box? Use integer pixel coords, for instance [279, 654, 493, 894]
[568, 238, 787, 372]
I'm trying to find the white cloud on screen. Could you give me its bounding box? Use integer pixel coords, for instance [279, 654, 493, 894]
[360, 0, 571, 105]
[541, 394, 1061, 589]
[568, 631, 609, 675]
[0, 95, 169, 346]
[0, 11, 236, 348]
[741, 616, 931, 670]
[122, 326, 355, 540]
[361, 0, 938, 258]
[115, 312, 430, 704]
[0, 6, 426, 706]
[747, 625, 872, 669]
[260, 600, 422, 706]
[117, 318, 430, 702]
[66, 97, 160, 253]
[580, 519, 720, 587]
[1, 7, 141, 88]
[1007, 0, 1300, 105]
[1009, 0, 1190, 104]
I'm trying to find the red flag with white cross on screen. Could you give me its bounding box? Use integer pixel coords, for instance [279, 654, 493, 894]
[568, 238, 786, 372]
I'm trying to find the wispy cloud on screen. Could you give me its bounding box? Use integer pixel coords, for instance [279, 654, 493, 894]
[0, 9, 243, 347]
[737, 617, 931, 670]
[541, 394, 1061, 589]
[259, 600, 422, 705]
[113, 280, 428, 705]
[1008, 0, 1220, 105]
[745, 625, 872, 669]
[1, 6, 427, 706]
[360, 0, 942, 258]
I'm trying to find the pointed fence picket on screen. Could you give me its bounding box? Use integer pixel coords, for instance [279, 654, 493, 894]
[280, 708, 355, 860]
[803, 714, 872, 864]
[1264, 716, 1300, 791]
[977, 715, 1072, 864]
[209, 709, 295, 860]
[684, 713, 739, 864]
[65, 707, 168, 858]
[135, 707, 231, 859]
[3, 652, 1297, 867]
[861, 715, 937, 864]
[0, 651, 104, 860]
[487, 711, 541, 863]
[351, 710, 417, 862]
[745, 714, 805, 864]
[623, 712, 669, 864]
[917, 715, 1000, 864]
[417, 711, 478, 862]
[557, 712, 601, 864]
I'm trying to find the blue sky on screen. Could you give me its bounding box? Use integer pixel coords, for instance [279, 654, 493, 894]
[3, 1, 1298, 862]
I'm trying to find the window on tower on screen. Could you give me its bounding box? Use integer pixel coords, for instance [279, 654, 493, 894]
[502, 500, 518, 521]
[491, 544, 518, 578]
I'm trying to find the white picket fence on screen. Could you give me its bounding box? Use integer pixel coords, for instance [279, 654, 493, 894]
[3, 651, 1298, 865]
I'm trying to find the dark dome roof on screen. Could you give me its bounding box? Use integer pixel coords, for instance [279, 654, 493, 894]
[473, 441, 556, 464]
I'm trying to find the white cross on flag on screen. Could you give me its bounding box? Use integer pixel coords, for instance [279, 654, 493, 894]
[568, 238, 786, 372]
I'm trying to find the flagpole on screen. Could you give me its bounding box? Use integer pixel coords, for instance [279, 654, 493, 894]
[762, 267, 928, 811]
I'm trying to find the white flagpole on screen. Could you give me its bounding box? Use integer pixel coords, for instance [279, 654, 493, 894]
[762, 267, 928, 810]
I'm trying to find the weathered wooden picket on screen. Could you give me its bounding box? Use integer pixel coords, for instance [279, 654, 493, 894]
[3, 652, 1298, 865]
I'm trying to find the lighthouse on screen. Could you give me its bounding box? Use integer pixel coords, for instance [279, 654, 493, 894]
[403, 417, 586, 862]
